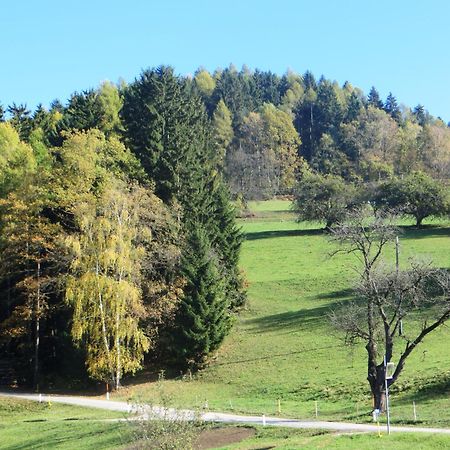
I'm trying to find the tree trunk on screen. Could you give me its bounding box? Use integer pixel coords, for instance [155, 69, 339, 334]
[371, 378, 386, 412]
[33, 261, 41, 391]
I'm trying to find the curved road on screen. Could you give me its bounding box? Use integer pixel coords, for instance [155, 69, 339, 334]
[2, 391, 450, 435]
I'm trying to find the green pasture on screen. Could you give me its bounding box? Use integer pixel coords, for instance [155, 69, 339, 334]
[119, 199, 450, 428]
[216, 426, 450, 449]
[0, 398, 132, 449]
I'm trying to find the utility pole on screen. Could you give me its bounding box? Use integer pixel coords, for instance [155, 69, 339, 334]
[384, 357, 395, 435]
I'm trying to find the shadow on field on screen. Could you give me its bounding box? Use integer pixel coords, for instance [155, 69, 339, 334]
[213, 343, 344, 367]
[319, 288, 354, 300]
[247, 295, 351, 333]
[245, 228, 324, 241]
[398, 226, 450, 240]
[396, 371, 450, 404]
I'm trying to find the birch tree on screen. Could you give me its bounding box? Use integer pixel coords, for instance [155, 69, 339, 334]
[65, 184, 149, 389]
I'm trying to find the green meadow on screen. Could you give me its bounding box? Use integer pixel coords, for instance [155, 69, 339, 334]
[6, 398, 450, 450]
[0, 398, 132, 449]
[119, 200, 450, 428]
[4, 200, 450, 449]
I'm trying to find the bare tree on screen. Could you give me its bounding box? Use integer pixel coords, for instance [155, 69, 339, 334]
[330, 209, 450, 411]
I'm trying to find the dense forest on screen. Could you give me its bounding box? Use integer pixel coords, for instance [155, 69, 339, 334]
[1, 65, 449, 390]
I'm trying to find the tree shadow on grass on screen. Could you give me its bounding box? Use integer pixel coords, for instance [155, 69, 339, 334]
[398, 226, 450, 240]
[247, 289, 352, 334]
[395, 371, 450, 404]
[319, 288, 354, 300]
[244, 228, 325, 241]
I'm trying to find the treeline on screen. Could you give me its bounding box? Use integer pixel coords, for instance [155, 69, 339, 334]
[0, 67, 245, 389]
[192, 66, 450, 202]
[1, 64, 449, 388]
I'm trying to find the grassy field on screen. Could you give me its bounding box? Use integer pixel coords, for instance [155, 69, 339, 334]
[0, 397, 132, 449]
[7, 398, 450, 450]
[117, 199, 450, 429]
[215, 426, 450, 449]
[4, 201, 450, 449]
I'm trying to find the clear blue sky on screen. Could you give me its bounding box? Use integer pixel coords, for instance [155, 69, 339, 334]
[2, 0, 450, 120]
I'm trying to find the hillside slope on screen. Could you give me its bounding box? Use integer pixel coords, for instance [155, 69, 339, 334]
[118, 200, 450, 427]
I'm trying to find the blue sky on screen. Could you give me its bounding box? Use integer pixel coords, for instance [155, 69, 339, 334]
[2, 0, 450, 120]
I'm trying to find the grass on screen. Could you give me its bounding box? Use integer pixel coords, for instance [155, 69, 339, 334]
[216, 426, 450, 449]
[6, 398, 450, 450]
[0, 398, 133, 449]
[4, 202, 450, 448]
[117, 199, 450, 429]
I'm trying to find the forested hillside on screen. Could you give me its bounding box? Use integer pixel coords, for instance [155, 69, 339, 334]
[0, 64, 449, 390]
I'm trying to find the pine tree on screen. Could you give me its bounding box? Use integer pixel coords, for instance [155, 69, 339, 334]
[413, 104, 428, 126]
[211, 65, 257, 126]
[344, 92, 362, 122]
[121, 66, 245, 366]
[0, 104, 5, 122]
[62, 90, 103, 132]
[121, 66, 209, 204]
[302, 70, 317, 90]
[367, 87, 384, 109]
[173, 225, 230, 366]
[210, 181, 246, 309]
[314, 79, 343, 145]
[7, 103, 32, 141]
[384, 92, 401, 122]
[294, 87, 317, 162]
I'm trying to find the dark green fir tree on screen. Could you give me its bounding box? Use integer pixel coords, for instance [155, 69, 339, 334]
[367, 86, 384, 109]
[173, 225, 230, 367]
[384, 92, 401, 122]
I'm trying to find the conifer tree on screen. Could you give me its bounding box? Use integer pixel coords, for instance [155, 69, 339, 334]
[302, 70, 317, 90]
[172, 225, 230, 366]
[210, 180, 246, 309]
[413, 104, 428, 126]
[344, 91, 363, 122]
[384, 92, 401, 122]
[7, 103, 32, 141]
[367, 87, 384, 109]
[121, 67, 245, 366]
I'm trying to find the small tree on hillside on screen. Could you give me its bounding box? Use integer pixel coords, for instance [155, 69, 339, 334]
[373, 172, 449, 226]
[330, 210, 450, 411]
[293, 172, 359, 229]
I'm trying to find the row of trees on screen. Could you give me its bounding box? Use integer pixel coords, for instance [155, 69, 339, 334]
[0, 67, 245, 389]
[189, 66, 450, 201]
[1, 64, 448, 390]
[4, 66, 449, 205]
[293, 170, 449, 228]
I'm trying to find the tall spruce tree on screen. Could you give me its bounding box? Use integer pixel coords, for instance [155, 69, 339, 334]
[344, 91, 363, 122]
[121, 66, 245, 366]
[384, 92, 401, 122]
[7, 103, 32, 141]
[173, 225, 230, 367]
[413, 104, 428, 126]
[367, 87, 384, 109]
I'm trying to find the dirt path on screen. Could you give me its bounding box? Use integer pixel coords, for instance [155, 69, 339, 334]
[2, 391, 450, 435]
